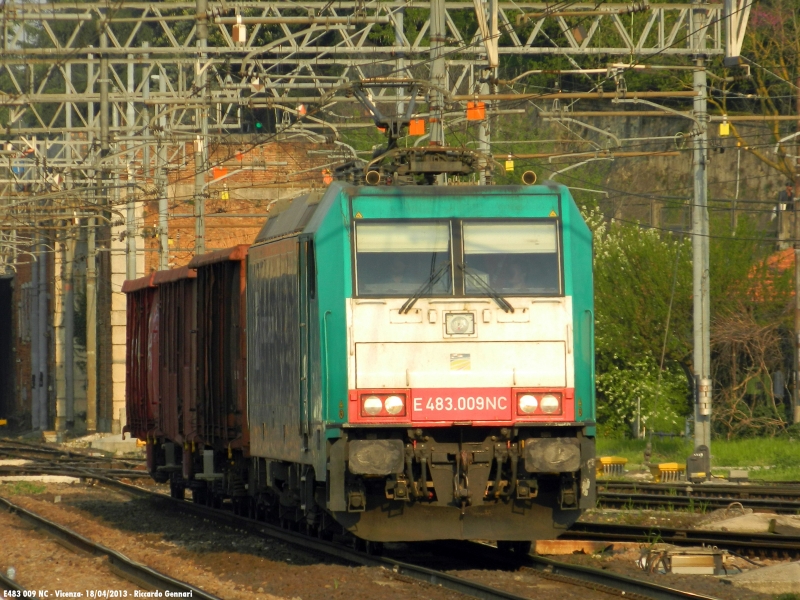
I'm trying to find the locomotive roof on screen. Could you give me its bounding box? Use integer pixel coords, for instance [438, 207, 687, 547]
[254, 190, 324, 244]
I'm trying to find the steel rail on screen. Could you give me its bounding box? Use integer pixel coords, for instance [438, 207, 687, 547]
[597, 480, 800, 513]
[79, 474, 532, 600]
[0, 496, 222, 600]
[598, 480, 800, 496]
[0, 572, 24, 593]
[0, 461, 746, 599]
[598, 490, 800, 514]
[0, 465, 151, 478]
[87, 473, 725, 600]
[460, 542, 720, 600]
[565, 522, 800, 558]
[523, 555, 720, 600]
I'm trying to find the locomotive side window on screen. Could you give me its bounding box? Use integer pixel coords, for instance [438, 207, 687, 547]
[462, 222, 561, 295]
[355, 222, 453, 296]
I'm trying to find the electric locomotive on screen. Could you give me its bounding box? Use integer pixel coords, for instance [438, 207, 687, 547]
[125, 179, 595, 546]
[243, 181, 595, 544]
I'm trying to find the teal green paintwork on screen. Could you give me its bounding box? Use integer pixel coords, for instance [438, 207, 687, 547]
[306, 182, 595, 431]
[304, 185, 352, 428]
[561, 191, 596, 424]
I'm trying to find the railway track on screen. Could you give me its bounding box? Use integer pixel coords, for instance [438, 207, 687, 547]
[565, 521, 800, 559]
[84, 472, 723, 600]
[0, 495, 222, 599]
[0, 571, 24, 593]
[0, 439, 144, 469]
[597, 480, 800, 514]
[0, 446, 725, 600]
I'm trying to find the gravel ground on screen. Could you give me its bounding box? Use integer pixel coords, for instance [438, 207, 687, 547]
[0, 482, 469, 600]
[450, 568, 625, 599]
[549, 547, 776, 600]
[0, 506, 142, 595]
[572, 507, 790, 599]
[1, 480, 788, 600]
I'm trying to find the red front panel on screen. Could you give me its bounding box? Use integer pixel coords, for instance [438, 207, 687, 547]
[348, 387, 576, 426]
[411, 388, 511, 422]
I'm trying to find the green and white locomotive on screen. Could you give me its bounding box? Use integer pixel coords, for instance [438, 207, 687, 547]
[244, 181, 596, 544]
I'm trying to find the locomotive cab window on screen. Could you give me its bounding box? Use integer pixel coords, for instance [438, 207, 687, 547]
[355, 222, 453, 296]
[462, 222, 561, 295]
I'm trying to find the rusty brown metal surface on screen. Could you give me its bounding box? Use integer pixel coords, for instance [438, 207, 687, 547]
[123, 284, 158, 441]
[194, 247, 250, 454]
[121, 272, 156, 294]
[188, 244, 249, 269]
[154, 268, 198, 447]
[152, 265, 197, 285]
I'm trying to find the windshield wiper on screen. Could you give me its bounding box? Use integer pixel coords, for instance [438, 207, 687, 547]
[459, 263, 514, 313]
[399, 261, 451, 314]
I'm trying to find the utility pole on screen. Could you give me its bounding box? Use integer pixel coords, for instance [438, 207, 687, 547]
[475, 0, 498, 185]
[97, 21, 112, 432]
[157, 72, 169, 270]
[126, 55, 137, 281]
[394, 3, 405, 119]
[429, 0, 446, 185]
[86, 47, 97, 433]
[37, 237, 48, 429]
[692, 0, 712, 455]
[794, 72, 800, 424]
[63, 234, 75, 429]
[30, 250, 40, 430]
[194, 0, 208, 255]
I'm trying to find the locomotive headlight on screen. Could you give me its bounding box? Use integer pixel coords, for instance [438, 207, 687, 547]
[540, 394, 560, 414]
[518, 394, 538, 414]
[445, 312, 475, 335]
[363, 396, 383, 416]
[384, 395, 405, 416]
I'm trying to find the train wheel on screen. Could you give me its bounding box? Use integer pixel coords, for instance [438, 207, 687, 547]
[365, 541, 383, 556]
[170, 479, 185, 500]
[192, 488, 207, 505]
[512, 541, 532, 555]
[351, 536, 366, 552]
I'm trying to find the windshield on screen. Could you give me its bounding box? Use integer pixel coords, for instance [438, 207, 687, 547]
[355, 222, 453, 296]
[462, 222, 561, 295]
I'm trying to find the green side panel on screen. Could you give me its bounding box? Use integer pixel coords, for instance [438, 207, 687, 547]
[562, 193, 595, 423]
[309, 185, 352, 432]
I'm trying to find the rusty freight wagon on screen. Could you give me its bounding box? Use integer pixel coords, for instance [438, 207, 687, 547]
[148, 266, 198, 497]
[122, 272, 158, 443]
[186, 245, 250, 509]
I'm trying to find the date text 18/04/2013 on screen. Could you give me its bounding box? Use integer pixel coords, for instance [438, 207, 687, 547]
[3, 592, 194, 598]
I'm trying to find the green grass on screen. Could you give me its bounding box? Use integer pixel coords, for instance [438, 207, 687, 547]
[596, 437, 800, 481]
[2, 481, 47, 495]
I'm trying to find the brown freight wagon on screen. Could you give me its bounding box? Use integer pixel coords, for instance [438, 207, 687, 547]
[121, 272, 158, 442]
[151, 265, 198, 496]
[187, 245, 250, 509]
[188, 245, 249, 453]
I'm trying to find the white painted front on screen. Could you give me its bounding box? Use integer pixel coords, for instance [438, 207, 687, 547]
[346, 297, 574, 390]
